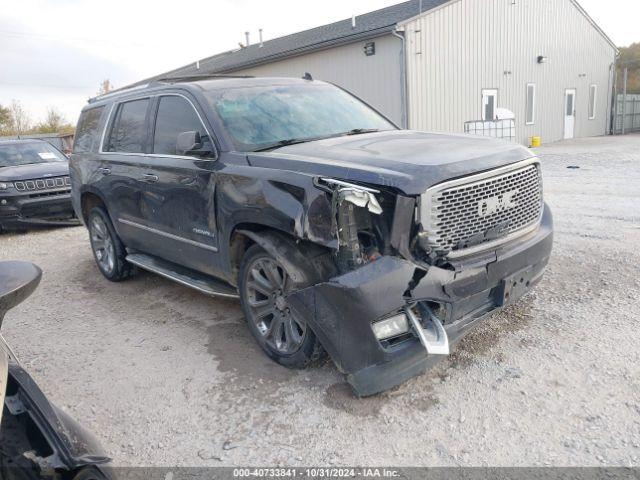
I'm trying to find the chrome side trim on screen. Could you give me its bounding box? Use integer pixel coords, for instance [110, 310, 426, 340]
[118, 219, 218, 252]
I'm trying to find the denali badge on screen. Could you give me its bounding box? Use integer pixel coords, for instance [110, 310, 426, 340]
[193, 228, 215, 238]
[478, 190, 519, 217]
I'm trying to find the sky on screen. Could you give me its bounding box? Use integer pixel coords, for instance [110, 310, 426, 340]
[0, 0, 638, 126]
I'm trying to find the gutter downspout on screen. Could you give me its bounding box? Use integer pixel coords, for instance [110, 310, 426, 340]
[608, 54, 619, 135]
[392, 27, 408, 129]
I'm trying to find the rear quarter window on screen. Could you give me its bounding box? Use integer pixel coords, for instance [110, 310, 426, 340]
[73, 106, 105, 154]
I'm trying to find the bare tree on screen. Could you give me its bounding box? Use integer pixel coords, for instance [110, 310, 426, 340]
[97, 79, 113, 96]
[9, 100, 30, 135]
[0, 104, 11, 134]
[38, 107, 67, 133]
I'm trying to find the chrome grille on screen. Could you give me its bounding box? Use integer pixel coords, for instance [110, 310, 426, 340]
[421, 160, 543, 255]
[14, 176, 70, 192]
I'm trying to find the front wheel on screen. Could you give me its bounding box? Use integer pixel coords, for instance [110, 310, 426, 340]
[88, 206, 135, 282]
[239, 244, 323, 369]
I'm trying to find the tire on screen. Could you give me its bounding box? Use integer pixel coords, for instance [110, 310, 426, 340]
[239, 243, 324, 369]
[87, 206, 135, 282]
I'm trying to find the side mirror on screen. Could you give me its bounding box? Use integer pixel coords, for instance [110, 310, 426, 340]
[0, 262, 42, 329]
[176, 131, 202, 156]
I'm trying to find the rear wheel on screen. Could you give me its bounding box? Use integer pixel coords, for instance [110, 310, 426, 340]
[239, 244, 323, 368]
[88, 206, 134, 282]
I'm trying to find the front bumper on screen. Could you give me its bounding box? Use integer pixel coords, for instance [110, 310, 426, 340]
[288, 204, 553, 396]
[0, 190, 79, 229]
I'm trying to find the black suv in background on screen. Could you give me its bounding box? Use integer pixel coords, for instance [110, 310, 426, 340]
[0, 140, 78, 231]
[70, 76, 553, 395]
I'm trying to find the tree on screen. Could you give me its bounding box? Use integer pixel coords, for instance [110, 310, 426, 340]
[97, 79, 113, 96]
[0, 104, 11, 134]
[36, 107, 66, 134]
[618, 43, 640, 94]
[9, 100, 30, 136]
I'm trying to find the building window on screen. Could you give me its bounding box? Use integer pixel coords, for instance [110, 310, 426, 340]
[589, 84, 597, 120]
[526, 84, 536, 125]
[482, 89, 498, 121]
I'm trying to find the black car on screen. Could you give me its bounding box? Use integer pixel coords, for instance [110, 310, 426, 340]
[0, 261, 111, 479]
[70, 76, 553, 396]
[0, 140, 79, 232]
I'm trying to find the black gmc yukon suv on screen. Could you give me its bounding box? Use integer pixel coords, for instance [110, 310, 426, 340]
[70, 76, 553, 396]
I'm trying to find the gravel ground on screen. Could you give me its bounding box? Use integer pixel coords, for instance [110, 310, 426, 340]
[1, 134, 639, 467]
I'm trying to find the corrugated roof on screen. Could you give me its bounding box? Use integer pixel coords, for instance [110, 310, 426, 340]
[130, 0, 448, 87]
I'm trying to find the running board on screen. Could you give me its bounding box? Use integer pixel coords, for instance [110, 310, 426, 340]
[126, 253, 239, 299]
[406, 305, 450, 355]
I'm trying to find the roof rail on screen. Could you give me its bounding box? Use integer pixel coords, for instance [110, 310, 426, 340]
[87, 73, 256, 104]
[150, 73, 255, 85]
[88, 83, 151, 104]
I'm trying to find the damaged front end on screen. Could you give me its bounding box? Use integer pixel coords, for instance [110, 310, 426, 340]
[289, 166, 553, 396]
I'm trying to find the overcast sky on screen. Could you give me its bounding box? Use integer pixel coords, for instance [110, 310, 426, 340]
[1, 0, 637, 125]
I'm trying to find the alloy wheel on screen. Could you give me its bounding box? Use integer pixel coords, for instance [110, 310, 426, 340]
[90, 215, 115, 275]
[245, 256, 307, 355]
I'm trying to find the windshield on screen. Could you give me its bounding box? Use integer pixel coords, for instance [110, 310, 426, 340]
[0, 142, 66, 168]
[206, 83, 396, 151]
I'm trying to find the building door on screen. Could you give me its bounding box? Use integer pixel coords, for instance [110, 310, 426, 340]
[564, 89, 576, 139]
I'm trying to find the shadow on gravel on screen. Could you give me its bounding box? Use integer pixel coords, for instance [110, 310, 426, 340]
[206, 321, 298, 386]
[322, 382, 388, 417]
[444, 295, 536, 371]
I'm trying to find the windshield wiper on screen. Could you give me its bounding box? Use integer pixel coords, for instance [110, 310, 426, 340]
[342, 128, 380, 136]
[252, 137, 320, 152]
[252, 129, 380, 152]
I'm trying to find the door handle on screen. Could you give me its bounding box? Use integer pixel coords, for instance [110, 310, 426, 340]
[98, 167, 111, 175]
[141, 173, 159, 183]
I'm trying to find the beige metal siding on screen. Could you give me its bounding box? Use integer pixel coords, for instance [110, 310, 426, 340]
[230, 35, 404, 125]
[403, 0, 618, 144]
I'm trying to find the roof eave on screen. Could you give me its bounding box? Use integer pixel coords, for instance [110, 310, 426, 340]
[570, 0, 619, 54]
[216, 26, 398, 74]
[396, 0, 461, 28]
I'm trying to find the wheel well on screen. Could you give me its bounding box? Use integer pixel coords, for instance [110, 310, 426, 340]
[229, 224, 269, 283]
[229, 224, 336, 287]
[80, 192, 106, 223]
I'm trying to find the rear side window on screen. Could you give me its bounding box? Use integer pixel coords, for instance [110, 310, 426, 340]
[153, 96, 212, 155]
[106, 99, 149, 153]
[73, 106, 104, 153]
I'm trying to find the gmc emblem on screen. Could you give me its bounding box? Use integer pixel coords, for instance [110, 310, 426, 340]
[478, 190, 519, 217]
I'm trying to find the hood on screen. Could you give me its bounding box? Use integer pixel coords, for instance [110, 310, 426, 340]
[0, 161, 69, 182]
[247, 130, 534, 195]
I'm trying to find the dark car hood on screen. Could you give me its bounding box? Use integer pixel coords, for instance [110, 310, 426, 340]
[247, 130, 534, 195]
[0, 161, 69, 182]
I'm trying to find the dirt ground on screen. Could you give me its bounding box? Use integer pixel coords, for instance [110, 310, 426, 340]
[1, 134, 639, 467]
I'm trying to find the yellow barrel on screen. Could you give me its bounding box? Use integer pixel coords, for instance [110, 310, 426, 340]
[531, 136, 541, 147]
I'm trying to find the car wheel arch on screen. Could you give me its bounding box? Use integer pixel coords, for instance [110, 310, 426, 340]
[80, 191, 107, 224]
[228, 224, 336, 288]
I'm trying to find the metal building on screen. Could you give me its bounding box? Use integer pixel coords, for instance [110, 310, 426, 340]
[138, 0, 618, 145]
